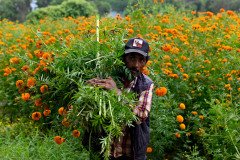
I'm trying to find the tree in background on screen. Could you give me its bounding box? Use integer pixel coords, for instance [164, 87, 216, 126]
[27, 0, 97, 21]
[0, 0, 31, 22]
[36, 0, 65, 7]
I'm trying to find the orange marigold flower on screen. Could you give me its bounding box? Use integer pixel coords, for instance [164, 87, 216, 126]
[27, 77, 36, 88]
[32, 112, 42, 121]
[42, 52, 51, 60]
[16, 80, 24, 88]
[34, 98, 42, 107]
[54, 136, 65, 145]
[62, 118, 70, 127]
[3, 67, 12, 76]
[191, 111, 198, 115]
[40, 84, 48, 93]
[72, 130, 81, 138]
[21, 93, 30, 101]
[58, 107, 67, 116]
[146, 146, 153, 153]
[43, 109, 51, 116]
[179, 103, 186, 110]
[161, 44, 172, 52]
[9, 57, 20, 64]
[125, 16, 131, 21]
[27, 53, 33, 59]
[199, 115, 204, 120]
[127, 29, 134, 34]
[176, 115, 184, 123]
[175, 132, 181, 138]
[180, 123, 186, 130]
[21, 65, 29, 71]
[227, 10, 234, 15]
[155, 87, 167, 96]
[141, 66, 150, 75]
[220, 8, 225, 12]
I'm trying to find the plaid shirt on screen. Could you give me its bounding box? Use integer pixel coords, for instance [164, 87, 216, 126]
[111, 77, 154, 158]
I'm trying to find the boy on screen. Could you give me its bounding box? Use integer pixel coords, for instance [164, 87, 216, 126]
[87, 38, 154, 160]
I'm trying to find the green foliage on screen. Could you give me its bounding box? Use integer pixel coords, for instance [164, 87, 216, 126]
[0, 122, 89, 159]
[94, 1, 111, 16]
[201, 101, 240, 159]
[27, 0, 97, 21]
[36, 0, 52, 8]
[0, 0, 31, 22]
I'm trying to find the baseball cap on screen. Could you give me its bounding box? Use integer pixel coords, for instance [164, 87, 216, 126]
[124, 38, 150, 57]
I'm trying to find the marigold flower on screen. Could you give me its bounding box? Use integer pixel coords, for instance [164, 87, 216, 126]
[176, 115, 184, 123]
[40, 84, 48, 93]
[199, 115, 204, 120]
[62, 118, 70, 127]
[3, 67, 12, 76]
[34, 98, 42, 107]
[21, 93, 30, 101]
[220, 8, 225, 12]
[54, 136, 65, 145]
[155, 87, 167, 96]
[32, 112, 42, 121]
[191, 111, 198, 115]
[43, 109, 51, 116]
[179, 103, 186, 110]
[72, 130, 81, 138]
[21, 65, 29, 71]
[141, 66, 150, 75]
[42, 52, 51, 60]
[58, 107, 67, 115]
[9, 57, 20, 64]
[180, 123, 186, 130]
[27, 77, 36, 88]
[127, 29, 134, 34]
[161, 44, 172, 52]
[16, 80, 24, 88]
[146, 146, 153, 153]
[125, 16, 131, 21]
[175, 132, 181, 138]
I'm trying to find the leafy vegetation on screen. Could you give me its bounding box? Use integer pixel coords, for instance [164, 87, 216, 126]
[0, 1, 239, 159]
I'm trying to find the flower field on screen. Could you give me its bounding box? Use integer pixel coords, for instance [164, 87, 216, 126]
[0, 3, 239, 160]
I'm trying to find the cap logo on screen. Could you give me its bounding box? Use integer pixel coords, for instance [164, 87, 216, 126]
[132, 39, 143, 48]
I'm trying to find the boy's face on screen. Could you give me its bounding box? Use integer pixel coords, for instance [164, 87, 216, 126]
[124, 52, 147, 77]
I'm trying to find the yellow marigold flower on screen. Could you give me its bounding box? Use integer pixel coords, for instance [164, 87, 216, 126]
[179, 103, 186, 110]
[182, 74, 189, 80]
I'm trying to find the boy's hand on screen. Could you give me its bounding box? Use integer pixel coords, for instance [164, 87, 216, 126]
[86, 77, 117, 90]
